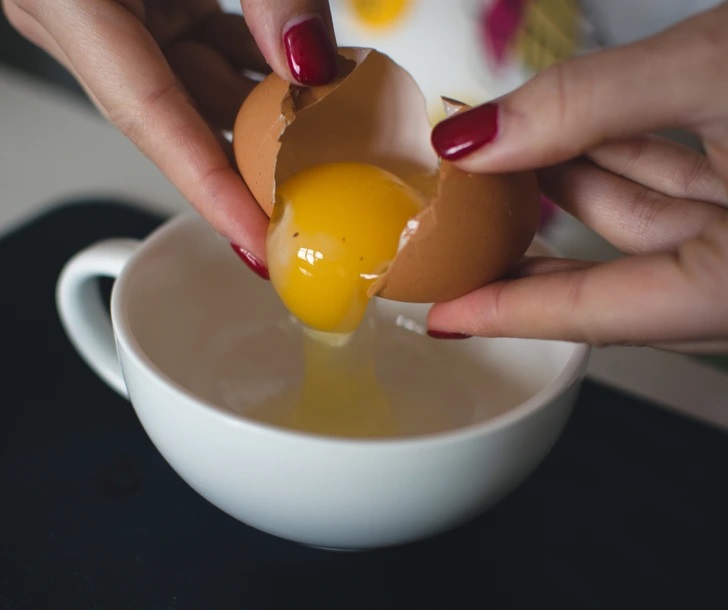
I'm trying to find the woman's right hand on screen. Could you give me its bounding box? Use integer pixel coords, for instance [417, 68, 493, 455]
[428, 2, 728, 352]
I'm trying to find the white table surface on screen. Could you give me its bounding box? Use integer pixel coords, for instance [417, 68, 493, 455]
[2, 64, 726, 430]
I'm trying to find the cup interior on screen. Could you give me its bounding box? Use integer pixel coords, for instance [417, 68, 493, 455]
[115, 215, 584, 438]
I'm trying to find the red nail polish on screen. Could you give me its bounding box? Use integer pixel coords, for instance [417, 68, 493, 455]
[426, 330, 472, 340]
[431, 103, 499, 161]
[230, 244, 270, 280]
[283, 15, 338, 86]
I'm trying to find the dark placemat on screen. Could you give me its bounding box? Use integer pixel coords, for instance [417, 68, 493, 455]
[1, 201, 727, 610]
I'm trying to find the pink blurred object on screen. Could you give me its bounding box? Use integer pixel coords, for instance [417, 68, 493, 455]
[538, 193, 559, 231]
[480, 0, 527, 67]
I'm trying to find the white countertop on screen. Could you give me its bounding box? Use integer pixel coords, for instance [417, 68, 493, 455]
[2, 64, 726, 429]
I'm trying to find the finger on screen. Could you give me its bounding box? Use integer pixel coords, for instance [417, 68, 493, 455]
[166, 40, 256, 130]
[3, 2, 71, 77]
[4, 0, 56, 55]
[431, 3, 728, 173]
[539, 159, 728, 254]
[3, 0, 106, 108]
[193, 12, 269, 74]
[653, 339, 728, 355]
[427, 216, 728, 346]
[239, 0, 338, 86]
[35, 0, 268, 258]
[506, 256, 596, 279]
[587, 134, 728, 207]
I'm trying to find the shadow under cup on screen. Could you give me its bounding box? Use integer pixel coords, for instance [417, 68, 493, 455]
[62, 214, 590, 549]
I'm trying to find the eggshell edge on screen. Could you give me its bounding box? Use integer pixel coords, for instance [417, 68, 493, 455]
[369, 165, 541, 302]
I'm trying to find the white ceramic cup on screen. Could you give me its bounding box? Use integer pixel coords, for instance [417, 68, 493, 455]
[57, 214, 590, 550]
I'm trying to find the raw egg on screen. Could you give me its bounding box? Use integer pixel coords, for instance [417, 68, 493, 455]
[233, 47, 540, 334]
[231, 48, 540, 438]
[268, 162, 425, 333]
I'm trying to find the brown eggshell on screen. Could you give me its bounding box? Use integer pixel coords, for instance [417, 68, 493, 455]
[232, 73, 291, 217]
[234, 48, 436, 218]
[369, 163, 539, 301]
[233, 47, 540, 304]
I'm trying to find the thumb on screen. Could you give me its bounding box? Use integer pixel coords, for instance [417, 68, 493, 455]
[431, 3, 728, 172]
[239, 0, 338, 86]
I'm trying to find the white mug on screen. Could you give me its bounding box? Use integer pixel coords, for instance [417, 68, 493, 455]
[57, 213, 590, 550]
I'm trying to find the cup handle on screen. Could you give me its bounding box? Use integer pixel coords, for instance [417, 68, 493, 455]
[56, 239, 140, 398]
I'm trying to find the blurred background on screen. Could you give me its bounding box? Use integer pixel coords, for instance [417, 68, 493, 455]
[3, 0, 721, 117]
[1, 0, 726, 382]
[2, 0, 715, 244]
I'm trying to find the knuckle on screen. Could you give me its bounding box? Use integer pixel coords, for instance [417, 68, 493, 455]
[539, 62, 572, 135]
[684, 6, 728, 96]
[468, 281, 506, 337]
[624, 135, 652, 173]
[2, 0, 21, 28]
[701, 5, 728, 61]
[109, 81, 179, 144]
[486, 281, 507, 335]
[564, 273, 603, 345]
[531, 59, 596, 157]
[555, 61, 593, 129]
[3, 0, 41, 43]
[678, 152, 712, 197]
[113, 0, 145, 23]
[672, 215, 728, 323]
[682, 216, 728, 299]
[3, 0, 25, 26]
[4, 0, 33, 15]
[627, 186, 671, 250]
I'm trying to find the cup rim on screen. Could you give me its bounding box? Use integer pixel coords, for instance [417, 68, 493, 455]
[112, 213, 591, 448]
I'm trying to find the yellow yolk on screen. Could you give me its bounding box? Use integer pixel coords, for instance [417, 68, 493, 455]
[247, 318, 397, 438]
[349, 0, 411, 28]
[287, 324, 396, 437]
[267, 162, 424, 334]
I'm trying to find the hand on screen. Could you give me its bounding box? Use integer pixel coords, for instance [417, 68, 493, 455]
[3, 0, 337, 266]
[429, 2, 728, 352]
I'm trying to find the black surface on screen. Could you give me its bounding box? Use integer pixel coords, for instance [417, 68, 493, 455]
[1, 201, 727, 610]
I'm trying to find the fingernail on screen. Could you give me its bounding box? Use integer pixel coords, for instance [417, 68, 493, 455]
[431, 103, 499, 161]
[283, 15, 338, 86]
[230, 243, 270, 280]
[426, 330, 472, 340]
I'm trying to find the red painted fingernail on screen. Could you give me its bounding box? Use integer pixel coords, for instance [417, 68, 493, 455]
[230, 244, 269, 280]
[283, 15, 338, 86]
[426, 330, 472, 340]
[431, 103, 499, 161]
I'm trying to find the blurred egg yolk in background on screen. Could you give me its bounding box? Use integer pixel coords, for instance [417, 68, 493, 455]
[348, 0, 411, 28]
[267, 162, 424, 335]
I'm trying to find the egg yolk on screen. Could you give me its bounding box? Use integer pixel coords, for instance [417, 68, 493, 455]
[267, 162, 424, 333]
[349, 0, 410, 28]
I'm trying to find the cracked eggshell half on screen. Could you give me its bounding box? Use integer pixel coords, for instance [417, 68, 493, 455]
[233, 47, 540, 303]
